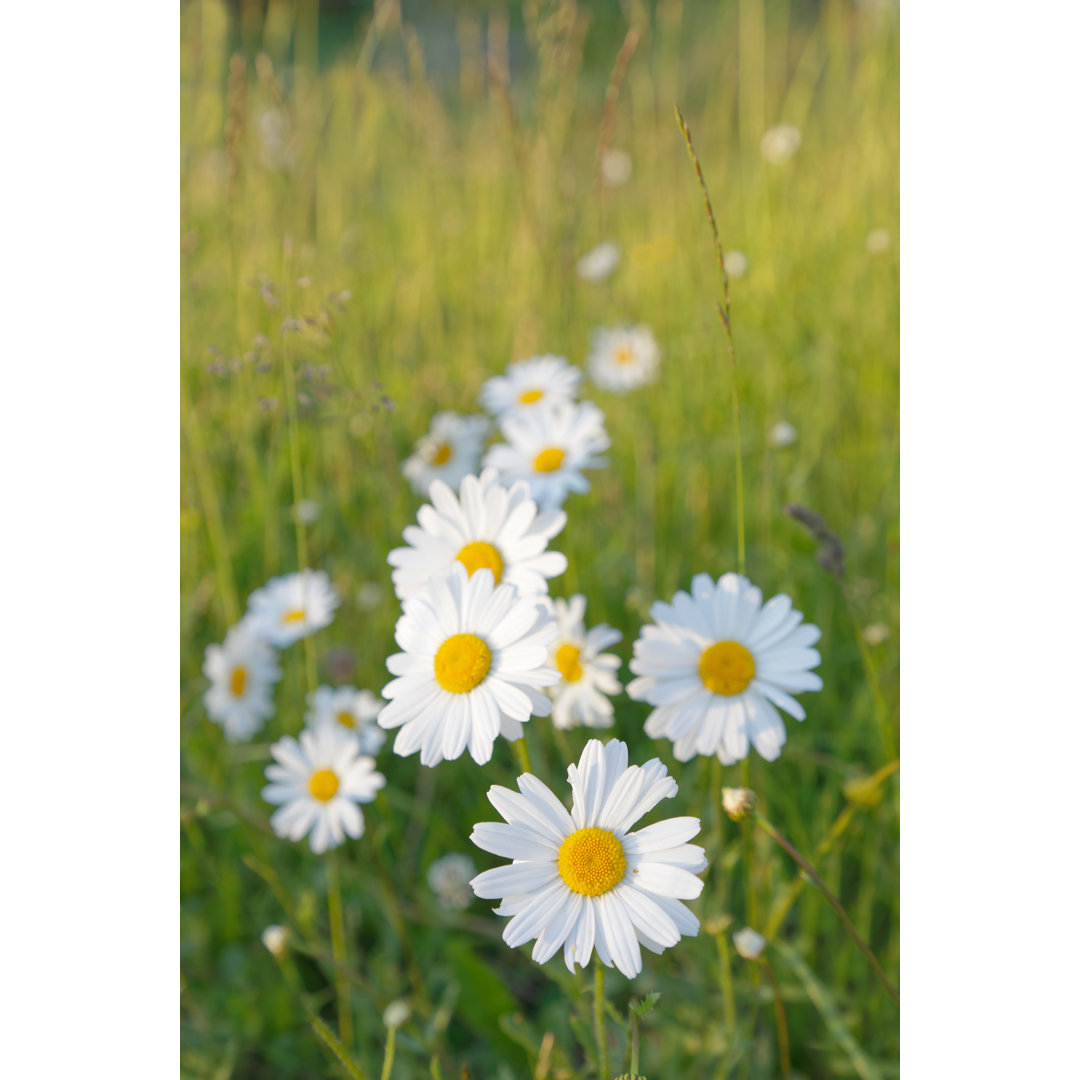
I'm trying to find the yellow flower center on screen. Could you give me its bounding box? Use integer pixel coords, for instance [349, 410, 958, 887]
[281, 608, 306, 625]
[308, 768, 339, 802]
[431, 441, 452, 465]
[698, 640, 756, 696]
[533, 447, 565, 473]
[337, 711, 356, 729]
[434, 633, 492, 693]
[614, 345, 634, 365]
[519, 388, 544, 404]
[230, 666, 247, 697]
[555, 643, 584, 682]
[557, 827, 627, 896]
[456, 541, 505, 583]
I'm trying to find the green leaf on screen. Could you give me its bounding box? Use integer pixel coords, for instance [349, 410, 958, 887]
[631, 992, 662, 1018]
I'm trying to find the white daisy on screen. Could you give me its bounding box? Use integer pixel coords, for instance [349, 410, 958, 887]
[202, 619, 282, 741]
[577, 242, 620, 283]
[402, 411, 490, 496]
[470, 738, 707, 978]
[262, 725, 385, 854]
[483, 401, 610, 512]
[768, 420, 798, 448]
[305, 685, 386, 756]
[760, 124, 802, 165]
[387, 468, 568, 602]
[427, 853, 477, 911]
[866, 227, 891, 254]
[733, 927, 767, 960]
[547, 595, 623, 730]
[380, 563, 559, 767]
[478, 355, 582, 421]
[246, 569, 340, 648]
[726, 250, 749, 278]
[627, 572, 823, 764]
[600, 148, 632, 187]
[587, 325, 661, 395]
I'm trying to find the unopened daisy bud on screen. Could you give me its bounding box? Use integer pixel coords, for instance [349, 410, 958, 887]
[704, 913, 734, 936]
[733, 927, 767, 960]
[261, 925, 290, 958]
[382, 999, 411, 1030]
[864, 622, 889, 647]
[721, 787, 757, 821]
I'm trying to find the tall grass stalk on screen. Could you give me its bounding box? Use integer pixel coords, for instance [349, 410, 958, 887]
[326, 853, 354, 1049]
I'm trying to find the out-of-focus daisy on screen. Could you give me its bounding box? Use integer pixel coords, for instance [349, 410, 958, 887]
[866, 227, 891, 254]
[427, 853, 477, 911]
[864, 622, 890, 646]
[380, 563, 558, 766]
[262, 726, 385, 854]
[547, 595, 623, 730]
[356, 581, 383, 612]
[760, 124, 801, 165]
[470, 738, 707, 978]
[478, 356, 582, 421]
[587, 325, 660, 395]
[293, 499, 321, 525]
[767, 420, 798, 448]
[261, 925, 290, 958]
[246, 569, 339, 648]
[577, 242, 620, 282]
[726, 250, 749, 278]
[203, 620, 282, 741]
[305, 685, 386, 756]
[483, 401, 610, 512]
[627, 573, 823, 764]
[600, 148, 633, 187]
[402, 411, 489, 496]
[387, 468, 568, 602]
[733, 927, 767, 960]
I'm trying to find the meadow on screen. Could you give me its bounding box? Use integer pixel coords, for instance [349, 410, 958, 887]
[180, 1, 899, 1077]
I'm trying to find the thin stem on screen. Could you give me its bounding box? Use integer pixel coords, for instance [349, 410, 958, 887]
[714, 929, 737, 1047]
[755, 814, 899, 1004]
[380, 1026, 396, 1080]
[629, 1003, 640, 1078]
[310, 1014, 368, 1080]
[513, 736, 532, 775]
[762, 957, 791, 1077]
[740, 759, 758, 930]
[326, 854, 354, 1048]
[594, 965, 610, 1080]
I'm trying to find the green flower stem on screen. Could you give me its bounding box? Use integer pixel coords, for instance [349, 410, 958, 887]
[326, 853, 353, 1049]
[761, 956, 791, 1077]
[379, 1026, 396, 1080]
[713, 929, 737, 1047]
[513, 736, 532, 775]
[594, 965, 610, 1080]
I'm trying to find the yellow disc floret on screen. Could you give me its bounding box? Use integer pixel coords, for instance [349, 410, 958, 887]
[456, 541, 505, 583]
[336, 711, 356, 729]
[614, 345, 634, 365]
[519, 388, 544, 404]
[431, 442, 452, 465]
[434, 633, 492, 693]
[230, 666, 247, 697]
[308, 768, 339, 802]
[698, 640, 756, 696]
[557, 827, 627, 896]
[555, 643, 584, 682]
[281, 608, 306, 625]
[533, 447, 565, 473]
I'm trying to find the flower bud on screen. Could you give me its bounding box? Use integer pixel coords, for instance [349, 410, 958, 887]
[261, 925, 289, 959]
[721, 787, 757, 822]
[733, 927, 767, 960]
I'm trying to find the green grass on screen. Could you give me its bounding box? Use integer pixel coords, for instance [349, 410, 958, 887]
[180, 1, 899, 1077]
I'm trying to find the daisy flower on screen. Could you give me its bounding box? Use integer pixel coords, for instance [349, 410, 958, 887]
[547, 595, 623, 730]
[760, 124, 802, 165]
[627, 573, 823, 764]
[427, 853, 477, 911]
[380, 563, 558, 766]
[203, 619, 282, 741]
[600, 148, 632, 187]
[402, 411, 490, 496]
[470, 738, 707, 978]
[305, 685, 386, 756]
[387, 467, 568, 602]
[262, 725, 385, 854]
[479, 355, 582, 421]
[577, 242, 620, 282]
[483, 401, 610, 512]
[726, 250, 749, 278]
[246, 569, 339, 648]
[587, 325, 661, 395]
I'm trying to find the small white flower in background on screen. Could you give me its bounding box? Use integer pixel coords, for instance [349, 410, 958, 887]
[356, 581, 383, 612]
[721, 787, 757, 822]
[470, 738, 707, 979]
[261, 925, 290, 958]
[864, 623, 890, 647]
[382, 1000, 411, 1030]
[484, 400, 610, 512]
[479, 355, 582, 421]
[547, 595, 623, 731]
[305, 685, 386, 756]
[388, 468, 568, 603]
[627, 572, 823, 764]
[726, 250, 749, 278]
[866, 228, 891, 254]
[262, 725, 385, 854]
[733, 927, 767, 960]
[760, 124, 802, 165]
[203, 619, 282, 741]
[246, 569, 340, 648]
[293, 499, 321, 525]
[577, 242, 620, 283]
[380, 563, 558, 766]
[600, 148, 633, 187]
[587, 325, 661, 395]
[427, 853, 477, 911]
[402, 411, 489, 497]
[768, 420, 798, 448]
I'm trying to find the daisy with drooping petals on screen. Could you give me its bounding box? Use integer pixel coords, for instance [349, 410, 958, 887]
[402, 411, 490, 496]
[627, 572, 823, 764]
[203, 619, 282, 741]
[262, 725, 385, 854]
[479, 355, 582, 421]
[587, 325, 661, 395]
[470, 738, 707, 978]
[380, 563, 558, 767]
[547, 595, 623, 730]
[305, 685, 386, 756]
[427, 853, 477, 911]
[246, 569, 340, 648]
[387, 468, 568, 602]
[483, 401, 610, 512]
